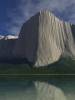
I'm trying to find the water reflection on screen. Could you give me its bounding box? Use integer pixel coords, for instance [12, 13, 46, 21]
[0, 79, 74, 100]
[0, 80, 37, 100]
[35, 81, 66, 100]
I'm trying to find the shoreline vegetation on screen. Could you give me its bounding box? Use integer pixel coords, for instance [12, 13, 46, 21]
[0, 57, 74, 80]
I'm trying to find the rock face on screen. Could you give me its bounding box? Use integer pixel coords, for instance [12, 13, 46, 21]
[0, 10, 75, 66]
[0, 35, 18, 60]
[14, 10, 75, 67]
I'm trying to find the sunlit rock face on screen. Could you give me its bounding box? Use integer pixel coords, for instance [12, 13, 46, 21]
[14, 10, 75, 67]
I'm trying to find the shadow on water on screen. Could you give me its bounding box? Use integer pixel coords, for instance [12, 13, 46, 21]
[0, 78, 75, 100]
[0, 80, 37, 100]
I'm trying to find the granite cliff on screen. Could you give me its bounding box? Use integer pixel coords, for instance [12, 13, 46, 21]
[14, 10, 75, 67]
[0, 10, 75, 67]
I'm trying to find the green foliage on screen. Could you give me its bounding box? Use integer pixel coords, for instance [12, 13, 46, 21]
[0, 57, 75, 75]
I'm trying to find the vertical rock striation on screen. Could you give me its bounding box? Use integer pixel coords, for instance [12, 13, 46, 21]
[14, 10, 75, 67]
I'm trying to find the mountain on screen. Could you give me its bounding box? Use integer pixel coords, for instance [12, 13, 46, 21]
[0, 35, 17, 59]
[14, 10, 75, 67]
[0, 10, 75, 67]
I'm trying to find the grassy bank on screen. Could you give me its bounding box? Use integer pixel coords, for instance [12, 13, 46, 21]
[0, 57, 75, 75]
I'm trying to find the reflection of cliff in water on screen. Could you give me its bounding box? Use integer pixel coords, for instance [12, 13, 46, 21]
[0, 79, 75, 100]
[35, 81, 66, 100]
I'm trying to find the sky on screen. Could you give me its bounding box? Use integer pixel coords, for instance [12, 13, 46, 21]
[0, 0, 75, 35]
